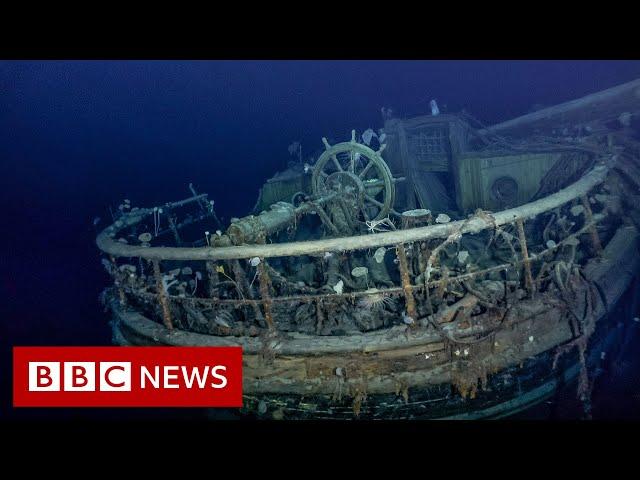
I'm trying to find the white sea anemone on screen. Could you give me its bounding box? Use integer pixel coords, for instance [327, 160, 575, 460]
[619, 111, 632, 127]
[357, 289, 396, 311]
[351, 266, 368, 278]
[570, 205, 585, 216]
[161, 274, 178, 294]
[373, 247, 386, 264]
[402, 311, 414, 325]
[351, 266, 369, 287]
[435, 213, 451, 224]
[362, 128, 377, 146]
[214, 311, 232, 328]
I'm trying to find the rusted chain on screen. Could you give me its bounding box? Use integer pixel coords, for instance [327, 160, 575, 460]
[125, 218, 602, 309]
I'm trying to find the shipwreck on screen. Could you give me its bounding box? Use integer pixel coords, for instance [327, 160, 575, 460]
[97, 79, 640, 419]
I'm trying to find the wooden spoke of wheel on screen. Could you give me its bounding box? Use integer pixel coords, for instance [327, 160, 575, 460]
[365, 194, 385, 209]
[312, 203, 340, 235]
[363, 179, 385, 188]
[358, 160, 374, 179]
[316, 170, 329, 191]
[331, 155, 343, 172]
[360, 205, 371, 222]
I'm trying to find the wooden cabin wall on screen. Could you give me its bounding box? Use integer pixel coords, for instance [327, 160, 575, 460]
[384, 115, 471, 213]
[456, 152, 563, 213]
[253, 175, 311, 213]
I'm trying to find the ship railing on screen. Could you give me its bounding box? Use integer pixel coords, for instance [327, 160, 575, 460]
[96, 163, 609, 333]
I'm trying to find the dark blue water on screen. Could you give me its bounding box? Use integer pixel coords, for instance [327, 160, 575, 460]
[3, 60, 640, 420]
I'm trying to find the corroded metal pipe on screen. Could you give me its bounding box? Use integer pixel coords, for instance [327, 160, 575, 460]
[225, 192, 339, 245]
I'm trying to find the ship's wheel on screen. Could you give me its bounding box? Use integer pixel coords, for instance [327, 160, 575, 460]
[311, 130, 396, 222]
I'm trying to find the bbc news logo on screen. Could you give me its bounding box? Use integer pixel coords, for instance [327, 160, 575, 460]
[29, 362, 133, 391]
[13, 347, 242, 407]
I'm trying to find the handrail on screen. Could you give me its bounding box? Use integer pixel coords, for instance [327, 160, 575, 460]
[96, 163, 609, 261]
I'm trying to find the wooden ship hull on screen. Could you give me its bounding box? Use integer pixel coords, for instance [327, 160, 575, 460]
[109, 222, 638, 419]
[97, 79, 640, 419]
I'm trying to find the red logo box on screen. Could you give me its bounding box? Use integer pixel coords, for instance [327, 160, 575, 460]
[13, 346, 243, 407]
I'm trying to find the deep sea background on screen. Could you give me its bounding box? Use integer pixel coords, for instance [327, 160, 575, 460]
[2, 60, 640, 420]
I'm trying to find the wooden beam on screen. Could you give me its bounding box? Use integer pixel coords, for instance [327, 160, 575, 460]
[479, 78, 640, 137]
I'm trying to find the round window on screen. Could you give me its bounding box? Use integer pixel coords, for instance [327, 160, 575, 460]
[491, 176, 519, 205]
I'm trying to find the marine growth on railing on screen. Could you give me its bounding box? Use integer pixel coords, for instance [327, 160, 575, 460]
[98, 160, 618, 346]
